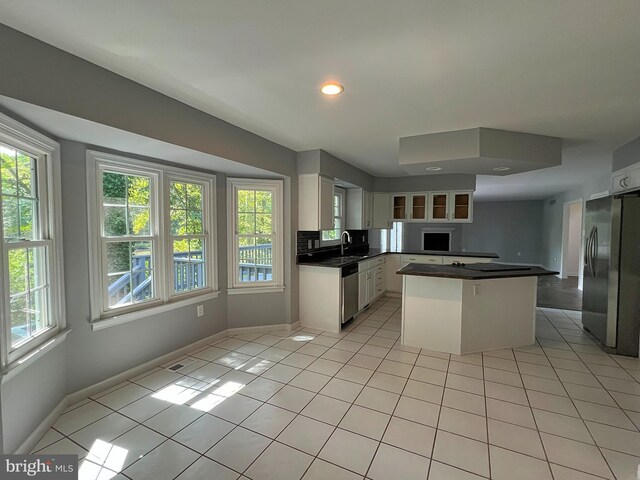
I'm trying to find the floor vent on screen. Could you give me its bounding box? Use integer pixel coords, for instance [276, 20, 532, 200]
[166, 358, 195, 371]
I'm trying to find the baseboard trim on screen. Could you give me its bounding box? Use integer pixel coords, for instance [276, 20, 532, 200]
[15, 397, 68, 454]
[23, 321, 297, 453]
[66, 329, 228, 405]
[227, 323, 297, 335]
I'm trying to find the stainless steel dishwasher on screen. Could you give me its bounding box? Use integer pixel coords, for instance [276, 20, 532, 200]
[341, 263, 359, 324]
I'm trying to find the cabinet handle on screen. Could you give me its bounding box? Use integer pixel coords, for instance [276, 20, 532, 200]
[620, 177, 629, 188]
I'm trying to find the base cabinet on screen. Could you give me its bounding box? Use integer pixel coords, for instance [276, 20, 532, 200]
[358, 257, 386, 310]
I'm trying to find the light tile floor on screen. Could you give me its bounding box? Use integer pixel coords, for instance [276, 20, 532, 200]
[33, 296, 640, 479]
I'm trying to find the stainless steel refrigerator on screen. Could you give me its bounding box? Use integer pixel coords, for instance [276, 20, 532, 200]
[582, 194, 640, 356]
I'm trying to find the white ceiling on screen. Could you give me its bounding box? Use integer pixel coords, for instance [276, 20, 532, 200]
[1, 0, 639, 199]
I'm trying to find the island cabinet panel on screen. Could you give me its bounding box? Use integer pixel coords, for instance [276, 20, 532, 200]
[401, 274, 537, 355]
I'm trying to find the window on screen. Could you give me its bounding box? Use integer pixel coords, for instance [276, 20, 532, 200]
[228, 178, 283, 291]
[88, 151, 216, 324]
[0, 113, 64, 365]
[321, 188, 344, 243]
[168, 178, 208, 295]
[380, 221, 403, 252]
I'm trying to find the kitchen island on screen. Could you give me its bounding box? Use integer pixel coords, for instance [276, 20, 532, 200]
[298, 249, 498, 333]
[398, 263, 557, 354]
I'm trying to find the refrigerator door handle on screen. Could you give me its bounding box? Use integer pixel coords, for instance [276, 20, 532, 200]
[591, 227, 598, 277]
[584, 231, 591, 273]
[585, 226, 596, 277]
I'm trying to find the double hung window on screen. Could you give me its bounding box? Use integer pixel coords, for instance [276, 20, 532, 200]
[321, 188, 344, 243]
[0, 113, 64, 365]
[228, 179, 283, 291]
[88, 151, 216, 324]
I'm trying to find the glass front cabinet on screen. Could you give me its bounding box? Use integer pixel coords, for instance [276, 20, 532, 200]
[428, 191, 473, 223]
[392, 195, 407, 220]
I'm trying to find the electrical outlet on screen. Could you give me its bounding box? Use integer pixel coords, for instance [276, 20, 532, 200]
[554, 257, 559, 264]
[197, 305, 204, 317]
[473, 284, 480, 296]
[307, 240, 313, 249]
[314, 239, 320, 248]
[517, 251, 521, 256]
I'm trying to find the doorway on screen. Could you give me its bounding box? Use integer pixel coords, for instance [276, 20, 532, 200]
[561, 199, 584, 289]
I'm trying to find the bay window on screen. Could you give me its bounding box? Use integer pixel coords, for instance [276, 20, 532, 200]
[87, 151, 217, 325]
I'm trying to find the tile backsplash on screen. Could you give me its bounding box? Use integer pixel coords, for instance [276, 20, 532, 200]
[297, 230, 369, 255]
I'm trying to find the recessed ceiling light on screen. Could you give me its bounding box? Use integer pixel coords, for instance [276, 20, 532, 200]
[492, 167, 511, 171]
[425, 167, 442, 171]
[321, 83, 344, 95]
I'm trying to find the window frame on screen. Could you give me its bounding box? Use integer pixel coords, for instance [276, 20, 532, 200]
[164, 173, 215, 300]
[321, 187, 345, 245]
[380, 221, 404, 252]
[227, 178, 284, 293]
[87, 151, 217, 326]
[0, 112, 65, 367]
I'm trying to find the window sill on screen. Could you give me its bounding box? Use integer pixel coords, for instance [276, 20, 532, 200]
[91, 290, 221, 331]
[227, 286, 285, 295]
[1, 329, 71, 384]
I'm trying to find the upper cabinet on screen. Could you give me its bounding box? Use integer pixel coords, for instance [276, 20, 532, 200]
[346, 189, 374, 229]
[612, 163, 640, 194]
[392, 195, 407, 220]
[372, 193, 392, 228]
[298, 174, 335, 231]
[428, 191, 473, 223]
[410, 194, 427, 221]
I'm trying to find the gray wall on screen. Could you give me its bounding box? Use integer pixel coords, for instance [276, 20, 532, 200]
[373, 174, 476, 193]
[1, 345, 67, 453]
[403, 224, 463, 252]
[0, 24, 297, 177]
[60, 141, 230, 393]
[0, 24, 301, 453]
[460, 201, 544, 264]
[398, 201, 544, 264]
[540, 173, 611, 270]
[613, 134, 640, 171]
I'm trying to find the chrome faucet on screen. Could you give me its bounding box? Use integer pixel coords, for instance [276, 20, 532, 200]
[341, 230, 352, 256]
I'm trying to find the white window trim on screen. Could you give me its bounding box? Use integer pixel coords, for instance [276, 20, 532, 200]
[321, 187, 345, 245]
[0, 112, 66, 368]
[227, 178, 284, 293]
[86, 151, 218, 325]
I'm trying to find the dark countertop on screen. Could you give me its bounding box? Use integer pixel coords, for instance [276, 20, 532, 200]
[397, 263, 558, 280]
[297, 248, 499, 269]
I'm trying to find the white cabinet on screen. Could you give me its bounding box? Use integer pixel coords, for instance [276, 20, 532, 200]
[400, 255, 443, 267]
[385, 254, 402, 293]
[298, 174, 334, 231]
[346, 189, 374, 229]
[392, 195, 408, 220]
[446, 256, 492, 264]
[358, 271, 369, 310]
[613, 163, 640, 194]
[409, 194, 427, 221]
[358, 256, 386, 310]
[428, 191, 473, 223]
[372, 193, 392, 228]
[450, 191, 473, 222]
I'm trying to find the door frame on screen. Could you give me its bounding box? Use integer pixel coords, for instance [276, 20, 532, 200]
[560, 198, 584, 289]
